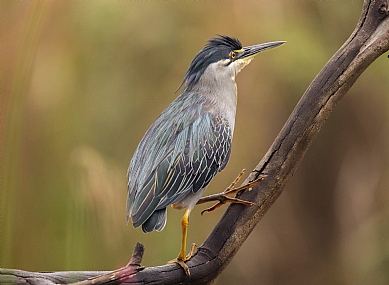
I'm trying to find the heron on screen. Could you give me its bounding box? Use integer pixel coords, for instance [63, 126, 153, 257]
[126, 35, 285, 275]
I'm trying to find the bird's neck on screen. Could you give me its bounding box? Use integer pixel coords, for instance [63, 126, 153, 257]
[194, 66, 238, 134]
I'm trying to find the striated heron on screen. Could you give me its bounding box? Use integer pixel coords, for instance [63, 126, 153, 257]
[126, 35, 285, 275]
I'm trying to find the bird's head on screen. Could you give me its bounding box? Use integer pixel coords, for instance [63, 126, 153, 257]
[179, 35, 285, 92]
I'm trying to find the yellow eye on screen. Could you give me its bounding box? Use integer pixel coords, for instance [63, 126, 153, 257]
[229, 51, 236, 60]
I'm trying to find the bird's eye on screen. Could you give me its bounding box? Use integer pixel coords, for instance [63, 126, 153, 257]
[229, 51, 236, 60]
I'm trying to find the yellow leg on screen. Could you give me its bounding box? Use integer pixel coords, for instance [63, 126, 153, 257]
[179, 208, 189, 260]
[167, 208, 196, 275]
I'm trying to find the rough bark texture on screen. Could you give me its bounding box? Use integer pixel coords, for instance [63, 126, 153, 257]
[1, 0, 389, 284]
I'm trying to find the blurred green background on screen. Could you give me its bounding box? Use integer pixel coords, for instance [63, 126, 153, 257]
[2, 1, 389, 284]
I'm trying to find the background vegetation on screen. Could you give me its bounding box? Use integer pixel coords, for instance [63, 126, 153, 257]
[2, 2, 389, 284]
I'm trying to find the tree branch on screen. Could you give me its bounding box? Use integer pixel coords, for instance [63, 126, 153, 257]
[2, 0, 388, 284]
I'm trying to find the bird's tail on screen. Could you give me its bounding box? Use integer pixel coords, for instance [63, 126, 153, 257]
[141, 208, 167, 233]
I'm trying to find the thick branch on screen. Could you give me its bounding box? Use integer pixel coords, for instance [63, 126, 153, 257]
[2, 0, 388, 284]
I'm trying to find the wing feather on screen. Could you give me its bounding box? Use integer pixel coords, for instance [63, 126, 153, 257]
[127, 94, 232, 231]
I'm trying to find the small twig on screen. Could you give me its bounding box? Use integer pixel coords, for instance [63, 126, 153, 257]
[126, 242, 145, 267]
[69, 242, 145, 285]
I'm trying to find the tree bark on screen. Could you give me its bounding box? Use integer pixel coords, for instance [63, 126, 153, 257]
[2, 0, 389, 284]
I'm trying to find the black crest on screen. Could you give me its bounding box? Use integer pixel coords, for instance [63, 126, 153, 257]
[179, 35, 242, 92]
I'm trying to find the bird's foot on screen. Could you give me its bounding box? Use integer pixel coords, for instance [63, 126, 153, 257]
[167, 243, 197, 275]
[197, 169, 264, 214]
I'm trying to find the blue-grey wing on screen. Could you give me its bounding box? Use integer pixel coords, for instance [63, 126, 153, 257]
[126, 94, 201, 220]
[127, 110, 232, 232]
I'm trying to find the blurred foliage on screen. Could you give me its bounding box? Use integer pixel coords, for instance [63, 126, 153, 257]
[2, 1, 389, 284]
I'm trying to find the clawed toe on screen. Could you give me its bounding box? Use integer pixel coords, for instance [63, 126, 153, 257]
[167, 243, 197, 276]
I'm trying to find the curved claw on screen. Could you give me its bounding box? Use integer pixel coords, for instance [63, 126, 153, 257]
[168, 258, 190, 275]
[167, 243, 197, 276]
[201, 202, 224, 215]
[201, 196, 254, 215]
[198, 174, 264, 214]
[224, 177, 264, 195]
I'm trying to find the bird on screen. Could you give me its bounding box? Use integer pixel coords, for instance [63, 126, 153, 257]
[126, 35, 285, 275]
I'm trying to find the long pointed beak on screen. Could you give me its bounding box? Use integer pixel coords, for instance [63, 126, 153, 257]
[239, 41, 286, 60]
